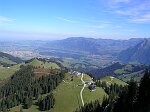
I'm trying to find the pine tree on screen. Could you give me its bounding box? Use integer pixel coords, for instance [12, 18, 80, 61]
[137, 69, 150, 112]
[126, 79, 138, 112]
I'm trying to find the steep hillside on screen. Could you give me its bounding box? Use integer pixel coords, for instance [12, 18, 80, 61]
[118, 39, 150, 64]
[0, 52, 23, 67]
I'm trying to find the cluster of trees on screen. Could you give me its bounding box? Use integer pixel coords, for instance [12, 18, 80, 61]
[75, 98, 109, 112]
[77, 70, 150, 112]
[113, 70, 150, 112]
[38, 93, 55, 111]
[0, 65, 65, 111]
[95, 80, 126, 95]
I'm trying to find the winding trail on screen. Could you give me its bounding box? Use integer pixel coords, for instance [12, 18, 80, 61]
[80, 73, 86, 106]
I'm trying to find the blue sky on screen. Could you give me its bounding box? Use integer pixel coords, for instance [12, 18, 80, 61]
[0, 0, 150, 40]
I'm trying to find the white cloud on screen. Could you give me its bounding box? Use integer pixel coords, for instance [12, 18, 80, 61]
[87, 23, 110, 29]
[56, 17, 77, 23]
[131, 14, 150, 23]
[0, 16, 16, 26]
[111, 0, 131, 3]
[107, 0, 150, 23]
[0, 16, 15, 22]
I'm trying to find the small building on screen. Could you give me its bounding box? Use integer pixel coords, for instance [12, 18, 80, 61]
[88, 85, 96, 91]
[85, 80, 94, 85]
[71, 71, 81, 76]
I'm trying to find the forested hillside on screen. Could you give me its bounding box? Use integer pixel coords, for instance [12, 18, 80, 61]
[0, 61, 66, 112]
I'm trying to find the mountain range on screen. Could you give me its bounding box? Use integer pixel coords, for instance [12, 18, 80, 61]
[1, 37, 150, 66]
[40, 37, 143, 56]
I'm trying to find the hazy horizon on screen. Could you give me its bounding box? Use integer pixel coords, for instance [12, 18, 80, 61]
[0, 0, 150, 40]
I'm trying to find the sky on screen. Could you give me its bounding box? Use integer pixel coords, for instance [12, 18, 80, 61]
[0, 0, 150, 40]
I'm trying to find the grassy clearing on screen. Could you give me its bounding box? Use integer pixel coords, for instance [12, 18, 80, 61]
[83, 87, 106, 104]
[101, 76, 127, 86]
[9, 105, 21, 112]
[83, 74, 92, 81]
[27, 59, 60, 69]
[0, 64, 20, 80]
[9, 104, 39, 112]
[51, 73, 83, 112]
[82, 74, 107, 104]
[114, 69, 128, 74]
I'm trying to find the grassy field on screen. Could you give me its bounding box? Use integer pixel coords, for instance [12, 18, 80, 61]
[27, 59, 60, 69]
[101, 76, 127, 86]
[51, 73, 106, 112]
[51, 73, 82, 112]
[0, 64, 20, 80]
[83, 87, 106, 104]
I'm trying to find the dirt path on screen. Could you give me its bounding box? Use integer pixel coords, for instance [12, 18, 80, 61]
[80, 73, 86, 106]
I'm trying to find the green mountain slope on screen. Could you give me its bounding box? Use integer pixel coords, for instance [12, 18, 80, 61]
[0, 64, 21, 80]
[101, 76, 127, 86]
[0, 52, 23, 80]
[25, 58, 60, 69]
[0, 52, 23, 67]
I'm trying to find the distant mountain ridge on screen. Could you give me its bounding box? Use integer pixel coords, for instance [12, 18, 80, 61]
[40, 37, 144, 55]
[118, 39, 150, 64]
